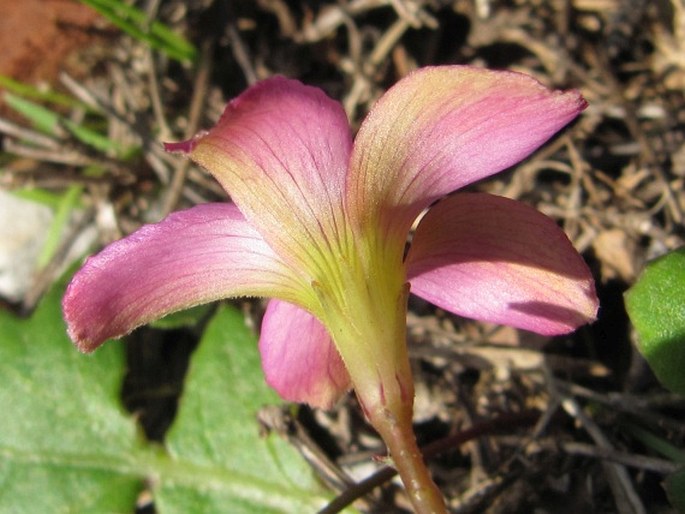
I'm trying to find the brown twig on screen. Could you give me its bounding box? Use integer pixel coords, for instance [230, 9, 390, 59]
[160, 38, 214, 217]
[318, 411, 540, 514]
[553, 383, 647, 514]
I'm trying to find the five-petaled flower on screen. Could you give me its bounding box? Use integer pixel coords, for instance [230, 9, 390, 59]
[63, 66, 598, 513]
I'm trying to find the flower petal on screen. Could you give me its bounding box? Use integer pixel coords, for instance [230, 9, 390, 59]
[259, 300, 350, 409]
[406, 193, 598, 335]
[166, 77, 353, 277]
[63, 203, 302, 352]
[347, 66, 587, 238]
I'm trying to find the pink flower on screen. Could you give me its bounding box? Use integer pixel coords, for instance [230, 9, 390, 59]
[63, 66, 598, 511]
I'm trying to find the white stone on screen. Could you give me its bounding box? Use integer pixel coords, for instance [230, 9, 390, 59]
[0, 190, 54, 302]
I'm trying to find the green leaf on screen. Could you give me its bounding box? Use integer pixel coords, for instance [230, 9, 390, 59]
[78, 0, 197, 62]
[665, 468, 685, 513]
[0, 74, 90, 110]
[623, 423, 685, 464]
[63, 119, 126, 154]
[0, 281, 348, 513]
[625, 248, 685, 394]
[151, 303, 215, 330]
[4, 91, 135, 157]
[37, 184, 84, 269]
[11, 188, 64, 209]
[155, 303, 337, 513]
[0, 281, 147, 512]
[3, 92, 61, 134]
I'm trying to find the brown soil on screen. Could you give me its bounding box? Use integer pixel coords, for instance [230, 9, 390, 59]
[0, 0, 102, 83]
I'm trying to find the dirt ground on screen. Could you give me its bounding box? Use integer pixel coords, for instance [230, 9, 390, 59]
[2, 0, 685, 513]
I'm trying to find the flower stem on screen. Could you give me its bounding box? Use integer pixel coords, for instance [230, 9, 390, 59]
[314, 240, 446, 511]
[369, 407, 447, 514]
[321, 411, 541, 513]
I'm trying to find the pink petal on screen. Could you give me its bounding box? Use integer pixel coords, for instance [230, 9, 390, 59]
[406, 193, 598, 335]
[347, 66, 587, 238]
[63, 203, 303, 352]
[259, 300, 350, 409]
[166, 77, 353, 273]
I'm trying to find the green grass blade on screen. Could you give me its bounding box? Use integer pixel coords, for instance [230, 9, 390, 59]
[3, 93, 61, 135]
[79, 0, 197, 62]
[37, 184, 84, 269]
[11, 188, 63, 210]
[0, 75, 91, 110]
[63, 119, 122, 154]
[625, 423, 685, 464]
[4, 91, 136, 157]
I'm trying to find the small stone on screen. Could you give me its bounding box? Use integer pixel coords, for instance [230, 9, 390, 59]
[0, 190, 54, 302]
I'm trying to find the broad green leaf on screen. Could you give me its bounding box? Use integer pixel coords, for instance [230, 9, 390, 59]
[0, 281, 350, 513]
[0, 281, 147, 513]
[625, 248, 685, 394]
[151, 303, 215, 330]
[156, 304, 339, 513]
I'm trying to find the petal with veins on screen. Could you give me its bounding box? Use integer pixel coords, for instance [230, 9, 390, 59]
[259, 300, 350, 409]
[406, 193, 598, 335]
[166, 77, 353, 277]
[347, 66, 587, 239]
[63, 203, 303, 352]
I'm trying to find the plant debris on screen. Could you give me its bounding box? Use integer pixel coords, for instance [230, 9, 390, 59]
[1, 1, 684, 512]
